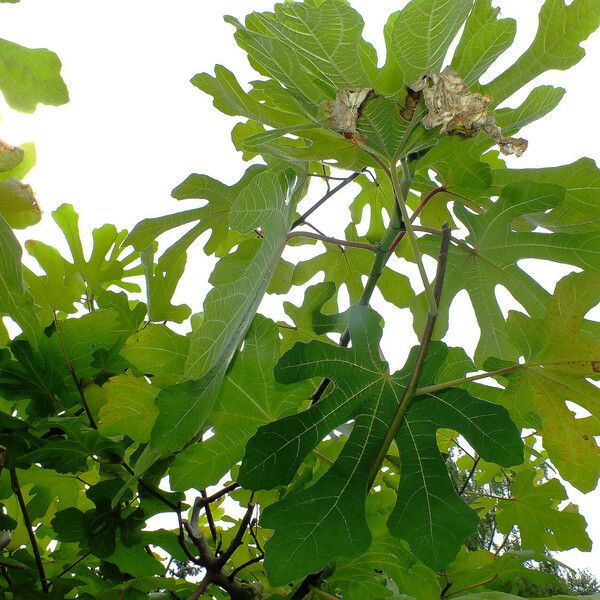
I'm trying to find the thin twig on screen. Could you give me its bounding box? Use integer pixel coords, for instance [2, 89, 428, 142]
[200, 490, 218, 544]
[414, 363, 523, 396]
[385, 186, 446, 259]
[228, 554, 264, 579]
[391, 161, 437, 314]
[287, 230, 378, 251]
[458, 456, 480, 496]
[291, 170, 364, 228]
[52, 552, 91, 581]
[10, 469, 49, 593]
[215, 497, 255, 568]
[53, 312, 97, 429]
[444, 574, 498, 598]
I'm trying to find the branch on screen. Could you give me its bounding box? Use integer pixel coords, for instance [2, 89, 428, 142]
[287, 231, 378, 251]
[385, 185, 445, 260]
[390, 161, 437, 315]
[444, 574, 498, 598]
[414, 363, 523, 396]
[53, 312, 97, 429]
[291, 170, 364, 228]
[458, 456, 480, 496]
[310, 168, 410, 406]
[200, 490, 218, 544]
[10, 469, 49, 593]
[369, 222, 451, 487]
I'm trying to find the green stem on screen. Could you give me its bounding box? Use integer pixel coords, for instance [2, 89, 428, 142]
[310, 168, 410, 404]
[286, 231, 378, 251]
[368, 223, 451, 488]
[414, 363, 523, 396]
[391, 161, 437, 315]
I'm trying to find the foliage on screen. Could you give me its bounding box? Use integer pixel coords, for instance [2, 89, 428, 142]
[0, 1, 599, 599]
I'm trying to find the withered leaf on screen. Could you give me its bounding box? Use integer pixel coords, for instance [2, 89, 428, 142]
[324, 87, 372, 141]
[410, 66, 527, 157]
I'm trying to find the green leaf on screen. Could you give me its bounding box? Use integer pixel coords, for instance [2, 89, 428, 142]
[385, 0, 474, 85]
[484, 0, 600, 105]
[130, 167, 302, 483]
[0, 178, 40, 230]
[169, 315, 311, 491]
[98, 373, 159, 443]
[451, 0, 516, 87]
[0, 142, 36, 183]
[239, 307, 521, 581]
[0, 140, 24, 172]
[490, 272, 600, 492]
[495, 471, 591, 553]
[128, 165, 265, 257]
[120, 324, 189, 388]
[492, 157, 600, 234]
[412, 181, 600, 365]
[24, 239, 84, 323]
[326, 491, 441, 600]
[388, 354, 523, 569]
[0, 38, 69, 112]
[33, 204, 142, 300]
[0, 216, 41, 346]
[293, 224, 413, 312]
[140, 246, 191, 324]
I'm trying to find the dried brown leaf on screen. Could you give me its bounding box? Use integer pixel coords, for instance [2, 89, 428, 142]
[410, 66, 527, 157]
[324, 87, 372, 142]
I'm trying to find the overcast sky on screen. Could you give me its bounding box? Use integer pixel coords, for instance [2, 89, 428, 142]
[1, 0, 599, 577]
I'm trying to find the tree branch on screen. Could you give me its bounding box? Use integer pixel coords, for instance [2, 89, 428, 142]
[291, 170, 364, 229]
[310, 168, 410, 406]
[10, 469, 49, 593]
[390, 161, 437, 315]
[287, 231, 378, 251]
[458, 456, 480, 496]
[414, 363, 523, 396]
[369, 222, 451, 487]
[385, 185, 445, 260]
[53, 312, 97, 429]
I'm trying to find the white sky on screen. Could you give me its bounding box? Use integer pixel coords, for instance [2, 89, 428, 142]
[1, 0, 599, 578]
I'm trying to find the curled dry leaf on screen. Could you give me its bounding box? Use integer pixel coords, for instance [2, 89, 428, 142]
[324, 87, 372, 142]
[410, 66, 528, 157]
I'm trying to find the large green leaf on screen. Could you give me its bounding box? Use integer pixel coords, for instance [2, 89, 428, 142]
[239, 307, 522, 582]
[385, 0, 474, 85]
[27, 204, 142, 306]
[487, 272, 600, 492]
[484, 0, 600, 105]
[492, 158, 600, 234]
[0, 38, 69, 112]
[451, 0, 516, 87]
[495, 471, 591, 553]
[168, 315, 311, 491]
[130, 166, 303, 481]
[388, 358, 523, 569]
[412, 181, 600, 365]
[127, 164, 265, 258]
